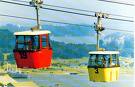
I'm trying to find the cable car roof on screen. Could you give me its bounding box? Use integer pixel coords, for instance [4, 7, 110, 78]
[89, 51, 119, 54]
[14, 30, 51, 35]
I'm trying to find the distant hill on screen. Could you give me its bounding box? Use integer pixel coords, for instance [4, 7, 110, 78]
[0, 24, 134, 61]
[42, 24, 95, 36]
[0, 28, 96, 61]
[0, 23, 96, 44]
[0, 23, 95, 36]
[51, 41, 96, 59]
[100, 32, 134, 58]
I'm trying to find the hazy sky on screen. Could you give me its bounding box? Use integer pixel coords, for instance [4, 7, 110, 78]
[0, 0, 134, 31]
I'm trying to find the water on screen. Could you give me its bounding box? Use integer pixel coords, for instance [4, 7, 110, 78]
[14, 73, 134, 87]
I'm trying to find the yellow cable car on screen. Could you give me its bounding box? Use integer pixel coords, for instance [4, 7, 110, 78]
[87, 51, 120, 82]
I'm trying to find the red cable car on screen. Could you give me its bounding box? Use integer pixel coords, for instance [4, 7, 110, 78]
[13, 30, 53, 69]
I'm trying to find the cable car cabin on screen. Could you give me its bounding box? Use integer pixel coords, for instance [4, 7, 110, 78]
[13, 30, 53, 69]
[87, 51, 120, 82]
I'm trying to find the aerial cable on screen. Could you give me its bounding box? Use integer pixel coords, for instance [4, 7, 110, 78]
[105, 27, 134, 33]
[98, 0, 135, 6]
[8, 0, 134, 19]
[0, 13, 91, 27]
[0, 0, 133, 22]
[0, 13, 133, 33]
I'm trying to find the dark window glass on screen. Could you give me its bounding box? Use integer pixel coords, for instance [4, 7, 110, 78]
[103, 54, 110, 67]
[96, 55, 103, 67]
[112, 54, 116, 66]
[88, 54, 119, 68]
[17, 36, 24, 49]
[48, 35, 51, 48]
[112, 54, 120, 66]
[17, 36, 24, 44]
[88, 55, 96, 67]
[15, 35, 39, 50]
[18, 44, 24, 49]
[25, 36, 32, 50]
[32, 36, 39, 50]
[42, 35, 47, 48]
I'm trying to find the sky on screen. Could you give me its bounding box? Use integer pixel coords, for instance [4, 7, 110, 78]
[0, 0, 134, 32]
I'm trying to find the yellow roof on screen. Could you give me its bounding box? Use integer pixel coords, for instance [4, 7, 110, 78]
[89, 51, 119, 54]
[14, 30, 51, 35]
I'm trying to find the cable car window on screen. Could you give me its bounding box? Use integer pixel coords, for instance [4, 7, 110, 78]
[103, 54, 110, 67]
[25, 36, 32, 50]
[48, 35, 51, 48]
[25, 36, 31, 42]
[32, 36, 39, 50]
[17, 36, 25, 50]
[112, 54, 115, 66]
[88, 53, 119, 68]
[15, 35, 39, 50]
[112, 54, 118, 66]
[18, 44, 24, 49]
[116, 54, 120, 66]
[88, 54, 96, 67]
[88, 55, 92, 66]
[88, 54, 106, 68]
[17, 36, 24, 44]
[42, 35, 47, 48]
[96, 55, 103, 67]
